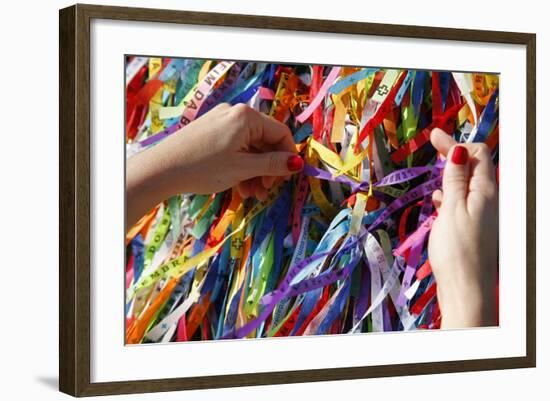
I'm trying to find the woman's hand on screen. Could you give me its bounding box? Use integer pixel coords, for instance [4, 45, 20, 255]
[428, 128, 498, 328]
[126, 103, 303, 230]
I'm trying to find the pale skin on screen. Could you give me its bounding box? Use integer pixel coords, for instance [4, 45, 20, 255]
[126, 104, 498, 329]
[429, 128, 498, 328]
[126, 103, 300, 229]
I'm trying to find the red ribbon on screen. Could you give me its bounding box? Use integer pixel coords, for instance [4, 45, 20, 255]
[410, 282, 437, 315]
[356, 71, 409, 150]
[390, 102, 462, 164]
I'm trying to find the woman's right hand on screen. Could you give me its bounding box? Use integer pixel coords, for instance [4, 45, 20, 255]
[428, 128, 499, 328]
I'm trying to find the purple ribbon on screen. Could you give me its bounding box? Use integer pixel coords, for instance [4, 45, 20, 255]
[139, 124, 180, 147]
[367, 176, 442, 232]
[302, 164, 432, 194]
[222, 236, 360, 339]
[222, 170, 443, 339]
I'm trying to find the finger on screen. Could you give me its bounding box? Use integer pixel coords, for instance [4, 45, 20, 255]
[430, 127, 456, 157]
[432, 126, 495, 184]
[436, 138, 496, 199]
[432, 189, 443, 212]
[261, 175, 276, 189]
[466, 143, 497, 208]
[239, 152, 304, 177]
[442, 144, 470, 209]
[467, 143, 496, 185]
[253, 181, 268, 201]
[237, 179, 254, 198]
[256, 112, 296, 153]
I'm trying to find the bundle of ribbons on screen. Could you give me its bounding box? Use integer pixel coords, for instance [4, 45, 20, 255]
[125, 56, 499, 343]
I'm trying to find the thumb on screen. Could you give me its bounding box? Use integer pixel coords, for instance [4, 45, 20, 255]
[240, 152, 304, 177]
[442, 144, 470, 209]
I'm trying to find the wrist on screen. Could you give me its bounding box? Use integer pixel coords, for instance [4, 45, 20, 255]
[126, 145, 182, 230]
[437, 282, 496, 328]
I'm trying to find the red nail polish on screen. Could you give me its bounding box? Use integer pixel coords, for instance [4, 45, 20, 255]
[451, 146, 468, 165]
[287, 155, 304, 172]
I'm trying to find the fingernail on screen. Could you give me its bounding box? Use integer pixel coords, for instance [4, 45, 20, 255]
[451, 146, 468, 165]
[287, 155, 304, 172]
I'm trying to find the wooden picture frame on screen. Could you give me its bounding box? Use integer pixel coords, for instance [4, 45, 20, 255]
[59, 3, 536, 396]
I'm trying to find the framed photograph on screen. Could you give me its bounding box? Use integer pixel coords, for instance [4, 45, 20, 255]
[59, 3, 536, 397]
